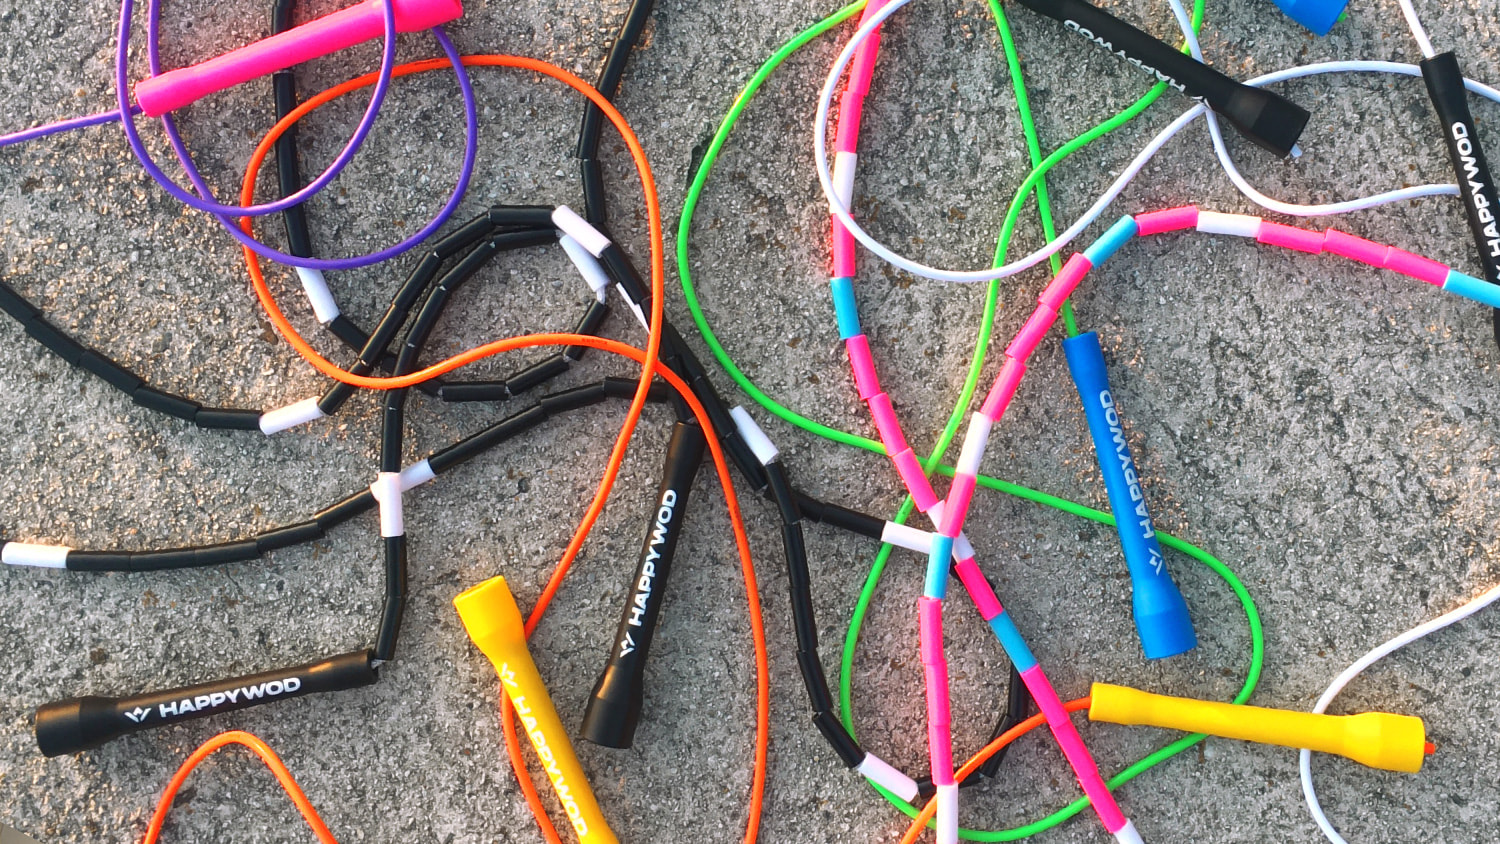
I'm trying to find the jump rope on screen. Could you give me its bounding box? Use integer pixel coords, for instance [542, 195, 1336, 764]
[1, 0, 1498, 841]
[239, 3, 1122, 837]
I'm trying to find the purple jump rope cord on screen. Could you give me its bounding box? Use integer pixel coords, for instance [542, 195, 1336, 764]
[124, 0, 480, 269]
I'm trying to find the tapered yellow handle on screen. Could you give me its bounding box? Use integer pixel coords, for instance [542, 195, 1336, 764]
[1089, 683, 1430, 773]
[455, 576, 618, 844]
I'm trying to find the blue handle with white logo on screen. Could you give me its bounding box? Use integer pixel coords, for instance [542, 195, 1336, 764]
[1063, 332, 1196, 659]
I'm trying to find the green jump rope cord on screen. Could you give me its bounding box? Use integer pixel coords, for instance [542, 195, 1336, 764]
[675, 1, 1262, 839]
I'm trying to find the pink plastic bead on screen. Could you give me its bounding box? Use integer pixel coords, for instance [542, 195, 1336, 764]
[834, 91, 864, 154]
[954, 559, 1002, 620]
[1256, 221, 1325, 254]
[919, 597, 944, 663]
[135, 0, 463, 117]
[979, 358, 1026, 419]
[832, 218, 857, 278]
[1134, 205, 1199, 236]
[939, 473, 978, 538]
[919, 596, 955, 785]
[845, 335, 881, 400]
[847, 51, 880, 98]
[1323, 229, 1389, 267]
[1020, 666, 1128, 831]
[846, 0, 892, 96]
[1040, 253, 1092, 310]
[1006, 304, 1058, 360]
[867, 392, 909, 455]
[925, 701, 955, 786]
[891, 448, 939, 512]
[1384, 247, 1450, 285]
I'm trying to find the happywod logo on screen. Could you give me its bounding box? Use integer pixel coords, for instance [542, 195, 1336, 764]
[1, 822, 43, 844]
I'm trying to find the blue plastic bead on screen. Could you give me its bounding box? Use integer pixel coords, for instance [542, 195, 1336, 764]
[1444, 270, 1500, 309]
[924, 535, 954, 599]
[987, 612, 1038, 672]
[830, 276, 861, 339]
[1083, 216, 1139, 266]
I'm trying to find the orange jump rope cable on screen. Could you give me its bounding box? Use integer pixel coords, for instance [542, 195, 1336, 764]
[497, 338, 770, 844]
[235, 56, 768, 844]
[142, 730, 338, 844]
[141, 343, 768, 844]
[896, 698, 1092, 844]
[238, 55, 665, 841]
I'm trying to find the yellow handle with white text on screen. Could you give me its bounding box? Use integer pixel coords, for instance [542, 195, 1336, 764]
[455, 576, 618, 844]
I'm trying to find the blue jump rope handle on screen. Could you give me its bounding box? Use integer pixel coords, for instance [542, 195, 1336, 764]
[1268, 0, 1348, 38]
[1063, 331, 1196, 659]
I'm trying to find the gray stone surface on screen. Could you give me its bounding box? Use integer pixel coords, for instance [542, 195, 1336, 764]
[1, 0, 1498, 841]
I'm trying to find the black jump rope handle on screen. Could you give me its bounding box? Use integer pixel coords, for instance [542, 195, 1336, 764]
[1013, 0, 1310, 157]
[34, 650, 378, 757]
[581, 420, 707, 748]
[1421, 51, 1500, 351]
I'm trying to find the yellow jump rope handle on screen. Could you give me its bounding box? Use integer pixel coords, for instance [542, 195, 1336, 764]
[455, 576, 618, 844]
[1089, 683, 1431, 773]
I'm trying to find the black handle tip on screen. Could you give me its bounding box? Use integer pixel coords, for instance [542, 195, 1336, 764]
[35, 696, 117, 757]
[579, 665, 641, 749]
[1225, 88, 1311, 158]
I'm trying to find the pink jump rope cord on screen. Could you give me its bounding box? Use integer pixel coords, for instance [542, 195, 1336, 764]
[132, 0, 463, 116]
[826, 5, 1131, 842]
[831, 14, 1500, 818]
[943, 201, 1473, 523]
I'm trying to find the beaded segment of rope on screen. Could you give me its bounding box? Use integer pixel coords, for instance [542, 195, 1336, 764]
[105, 1, 1014, 839]
[822, 5, 1146, 842]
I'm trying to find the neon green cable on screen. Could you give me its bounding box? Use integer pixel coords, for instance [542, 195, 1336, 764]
[674, 2, 1251, 840]
[678, 0, 900, 454]
[987, 0, 1065, 292]
[677, 0, 1205, 454]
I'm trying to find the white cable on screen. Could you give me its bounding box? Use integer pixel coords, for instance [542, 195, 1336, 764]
[1396, 0, 1438, 60]
[1298, 581, 1500, 843]
[812, 0, 1500, 283]
[1165, 0, 1204, 61]
[1204, 65, 1457, 218]
[1168, 0, 1500, 217]
[1162, 0, 1470, 220]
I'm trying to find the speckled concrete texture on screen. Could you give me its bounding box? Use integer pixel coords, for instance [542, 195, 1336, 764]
[1, 0, 1498, 841]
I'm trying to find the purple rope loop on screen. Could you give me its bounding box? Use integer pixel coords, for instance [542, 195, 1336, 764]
[119, 0, 480, 270]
